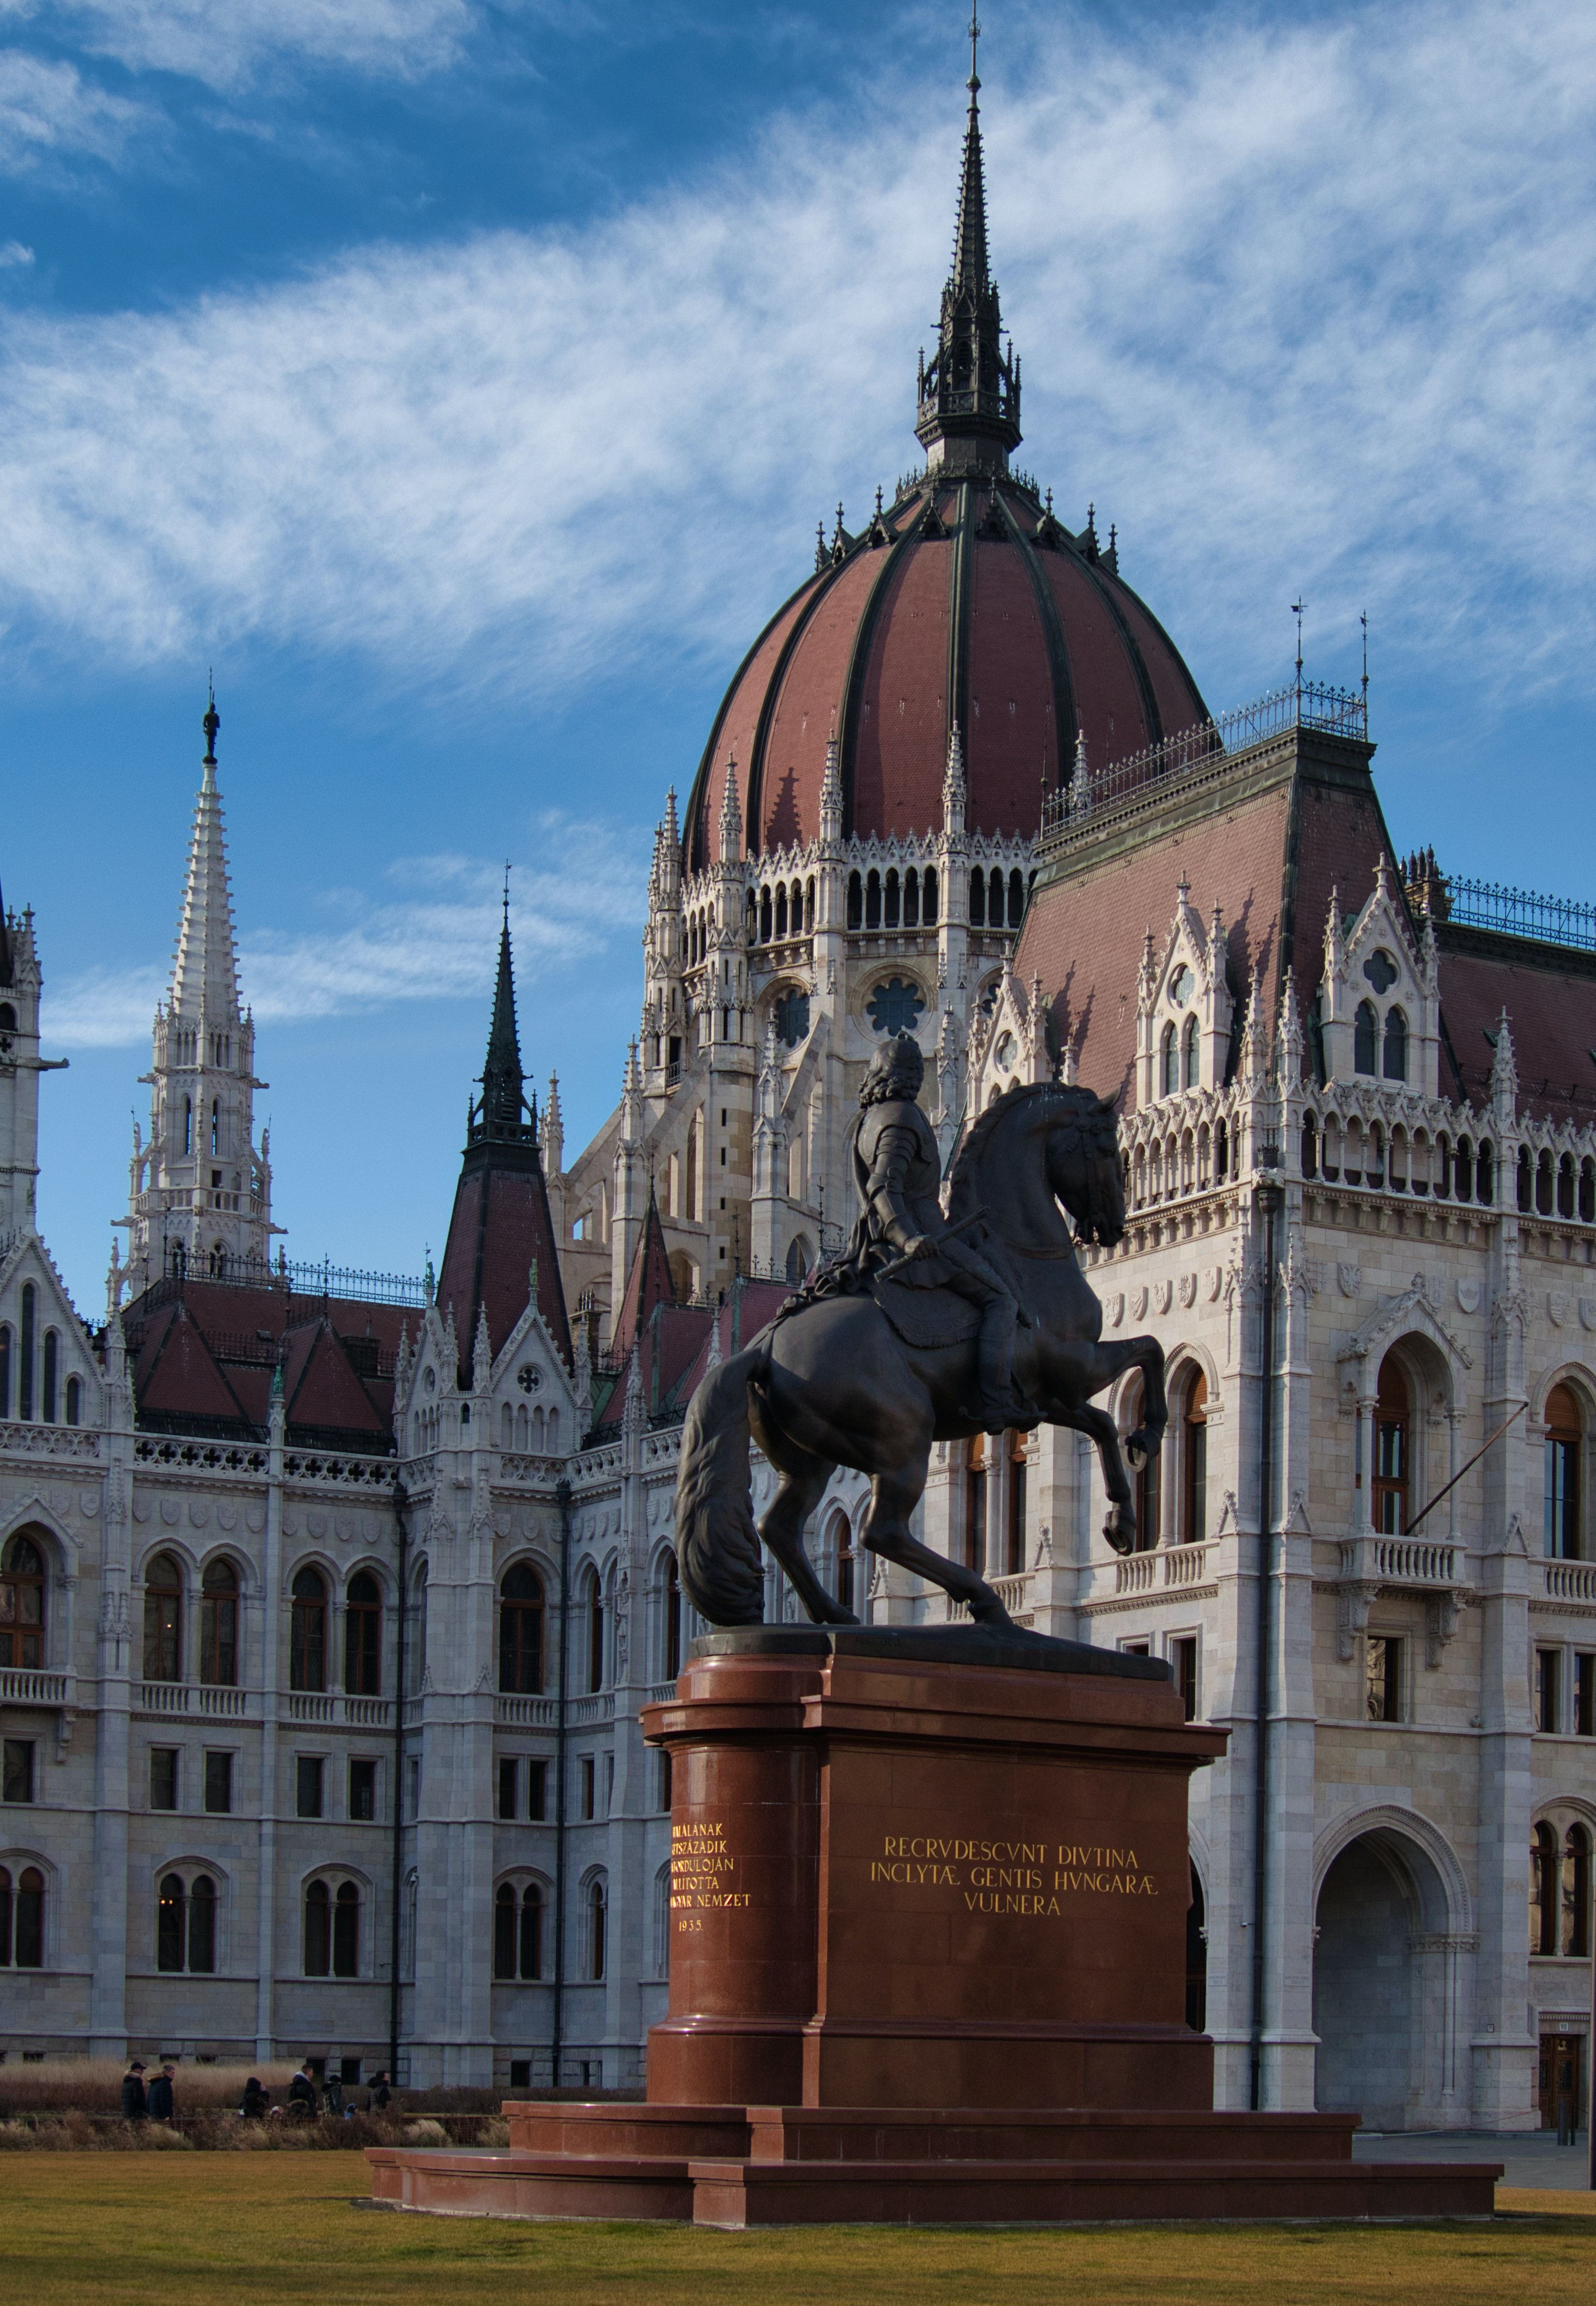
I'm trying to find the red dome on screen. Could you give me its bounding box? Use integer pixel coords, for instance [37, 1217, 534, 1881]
[684, 56, 1209, 873]
[684, 482, 1210, 869]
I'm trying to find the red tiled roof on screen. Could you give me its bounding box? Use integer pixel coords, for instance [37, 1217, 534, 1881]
[436, 1155, 571, 1385]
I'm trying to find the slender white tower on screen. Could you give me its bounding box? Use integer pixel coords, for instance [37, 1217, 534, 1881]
[119, 687, 275, 1290]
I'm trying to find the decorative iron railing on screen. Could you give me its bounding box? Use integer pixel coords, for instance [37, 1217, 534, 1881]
[1040, 681, 1368, 844]
[1443, 877, 1596, 953]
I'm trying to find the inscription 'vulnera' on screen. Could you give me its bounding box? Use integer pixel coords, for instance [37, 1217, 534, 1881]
[868, 1835, 1158, 1913]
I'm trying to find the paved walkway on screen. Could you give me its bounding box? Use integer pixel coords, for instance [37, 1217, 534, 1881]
[1354, 2128, 1590, 2190]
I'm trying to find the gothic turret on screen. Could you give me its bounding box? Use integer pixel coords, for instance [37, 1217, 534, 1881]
[915, 20, 1021, 476]
[120, 688, 275, 1288]
[0, 878, 66, 1241]
[437, 903, 571, 1381]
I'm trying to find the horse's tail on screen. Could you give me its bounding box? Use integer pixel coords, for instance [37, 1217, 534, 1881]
[674, 1340, 771, 1627]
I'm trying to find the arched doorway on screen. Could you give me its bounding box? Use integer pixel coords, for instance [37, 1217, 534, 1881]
[1313, 1825, 1460, 2132]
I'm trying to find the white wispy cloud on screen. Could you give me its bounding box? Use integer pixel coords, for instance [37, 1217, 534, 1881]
[45, 816, 649, 1048]
[2, 0, 471, 92]
[0, 0, 1593, 710]
[0, 45, 142, 172]
[0, 237, 33, 265]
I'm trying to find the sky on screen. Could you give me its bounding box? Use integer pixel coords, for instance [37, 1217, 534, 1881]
[3, 0, 1596, 1314]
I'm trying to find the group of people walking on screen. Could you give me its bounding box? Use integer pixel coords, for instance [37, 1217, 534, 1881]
[120, 2057, 393, 2125]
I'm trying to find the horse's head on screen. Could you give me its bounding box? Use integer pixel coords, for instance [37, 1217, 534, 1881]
[1046, 1091, 1127, 1248]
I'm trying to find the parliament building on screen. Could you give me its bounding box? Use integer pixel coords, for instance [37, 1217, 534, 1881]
[0, 52, 1592, 2132]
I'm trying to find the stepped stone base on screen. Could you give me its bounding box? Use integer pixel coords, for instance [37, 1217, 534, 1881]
[366, 2101, 1499, 2224]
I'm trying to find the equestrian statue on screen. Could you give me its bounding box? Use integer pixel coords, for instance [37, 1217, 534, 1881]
[673, 1031, 1167, 1629]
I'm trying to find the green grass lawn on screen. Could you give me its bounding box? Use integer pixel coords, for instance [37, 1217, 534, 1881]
[6, 2156, 1592, 2306]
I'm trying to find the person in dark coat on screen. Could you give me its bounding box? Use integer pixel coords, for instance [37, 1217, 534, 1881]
[239, 2077, 269, 2121]
[367, 2070, 392, 2112]
[121, 2061, 147, 2121]
[286, 2061, 320, 2118]
[146, 2063, 176, 2123]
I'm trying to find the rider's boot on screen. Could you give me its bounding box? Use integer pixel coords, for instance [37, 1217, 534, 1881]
[973, 1297, 1033, 1434]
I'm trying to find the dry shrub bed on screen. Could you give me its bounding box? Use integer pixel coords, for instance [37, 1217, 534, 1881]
[0, 2058, 301, 2117]
[0, 2059, 510, 2149]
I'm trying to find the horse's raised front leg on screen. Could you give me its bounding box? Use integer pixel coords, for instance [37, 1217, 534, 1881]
[1041, 1333, 1167, 1556]
[860, 1464, 1015, 1627]
[750, 1399, 855, 1625]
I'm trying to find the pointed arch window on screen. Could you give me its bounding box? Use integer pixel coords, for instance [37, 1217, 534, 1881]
[663, 1554, 683, 1682]
[1180, 1370, 1208, 1547]
[1353, 1000, 1377, 1075]
[41, 1331, 57, 1424]
[968, 869, 985, 927]
[333, 1880, 360, 1976]
[923, 866, 939, 925]
[1544, 1384, 1582, 1561]
[157, 1873, 187, 1972]
[865, 871, 882, 930]
[1382, 1006, 1408, 1081]
[19, 1282, 34, 1421]
[188, 1874, 216, 1972]
[64, 1374, 80, 1426]
[1160, 1023, 1178, 1097]
[1183, 1014, 1200, 1089]
[0, 1864, 45, 1968]
[345, 1571, 382, 1693]
[210, 1099, 220, 1155]
[587, 1875, 608, 1981]
[200, 1557, 238, 1687]
[1532, 1822, 1559, 1955]
[498, 1564, 544, 1695]
[1564, 1824, 1592, 1958]
[0, 1323, 10, 1419]
[183, 1098, 192, 1156]
[495, 1881, 543, 1979]
[585, 1566, 606, 1693]
[846, 871, 862, 930]
[289, 1566, 327, 1693]
[304, 1878, 331, 1975]
[142, 1552, 182, 1682]
[1373, 1357, 1410, 1535]
[0, 1535, 45, 1670]
[1125, 1374, 1160, 1550]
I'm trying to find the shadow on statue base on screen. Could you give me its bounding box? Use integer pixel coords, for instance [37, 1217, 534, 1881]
[366, 1629, 1501, 2225]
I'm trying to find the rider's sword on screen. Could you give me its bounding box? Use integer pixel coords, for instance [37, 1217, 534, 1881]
[873, 1205, 989, 1282]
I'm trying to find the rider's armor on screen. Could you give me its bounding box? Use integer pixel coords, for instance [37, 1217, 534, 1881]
[843, 1034, 1030, 1433]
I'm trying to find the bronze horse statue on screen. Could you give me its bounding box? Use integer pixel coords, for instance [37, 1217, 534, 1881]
[674, 1081, 1167, 1628]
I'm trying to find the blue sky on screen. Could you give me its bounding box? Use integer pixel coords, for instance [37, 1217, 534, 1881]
[4, 0, 1596, 1313]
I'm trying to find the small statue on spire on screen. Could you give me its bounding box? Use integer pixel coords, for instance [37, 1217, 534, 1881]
[203, 673, 219, 767]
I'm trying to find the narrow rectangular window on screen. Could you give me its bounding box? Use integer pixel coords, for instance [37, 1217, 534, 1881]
[149, 1749, 179, 1811]
[406, 1755, 421, 1820]
[1575, 1653, 1596, 1738]
[509, 2059, 532, 2089]
[579, 1755, 595, 1821]
[203, 1751, 232, 1815]
[296, 1755, 324, 1819]
[1171, 1636, 1199, 1722]
[349, 1759, 377, 1822]
[527, 1759, 547, 1821]
[497, 1757, 518, 1820]
[1534, 1648, 1561, 1735]
[603, 1753, 615, 1814]
[2, 1738, 35, 1804]
[657, 1747, 673, 1815]
[1366, 1636, 1403, 1723]
[1119, 1638, 1151, 1658]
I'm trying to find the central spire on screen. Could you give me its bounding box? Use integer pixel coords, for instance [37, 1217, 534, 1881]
[915, 11, 1020, 477]
[473, 878, 533, 1146]
[170, 680, 241, 1027]
[952, 11, 989, 293]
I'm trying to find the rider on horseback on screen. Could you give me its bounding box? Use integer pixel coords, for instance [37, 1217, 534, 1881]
[843, 1032, 1032, 1434]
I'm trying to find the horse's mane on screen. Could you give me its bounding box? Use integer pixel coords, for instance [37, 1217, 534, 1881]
[945, 1080, 1109, 1218]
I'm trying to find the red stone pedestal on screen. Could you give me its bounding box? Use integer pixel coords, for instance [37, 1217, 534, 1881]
[366, 1629, 1500, 2224]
